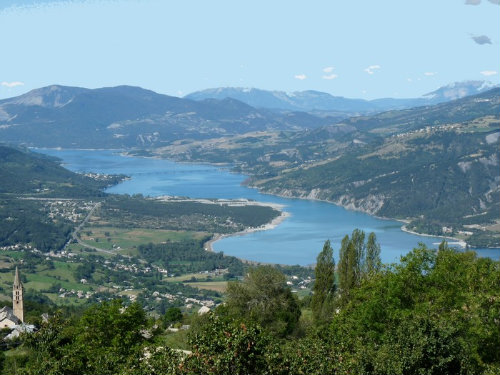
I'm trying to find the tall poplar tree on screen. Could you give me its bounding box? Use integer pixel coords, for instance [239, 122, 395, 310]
[350, 228, 365, 284]
[365, 232, 381, 275]
[338, 235, 350, 297]
[338, 229, 380, 305]
[311, 240, 336, 324]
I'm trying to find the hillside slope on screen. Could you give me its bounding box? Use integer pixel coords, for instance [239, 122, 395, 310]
[151, 90, 500, 247]
[0, 85, 336, 148]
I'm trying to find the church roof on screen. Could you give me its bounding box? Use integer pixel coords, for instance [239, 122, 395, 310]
[0, 306, 20, 325]
[13, 267, 22, 288]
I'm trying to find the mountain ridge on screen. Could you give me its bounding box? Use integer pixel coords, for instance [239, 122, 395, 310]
[0, 85, 338, 148]
[185, 80, 498, 113]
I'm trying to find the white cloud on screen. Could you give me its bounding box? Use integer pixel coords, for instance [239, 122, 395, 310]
[424, 72, 437, 76]
[322, 74, 338, 80]
[407, 78, 413, 82]
[323, 66, 335, 73]
[488, 0, 499, 4]
[364, 65, 381, 75]
[1, 81, 24, 88]
[480, 70, 498, 76]
[294, 74, 307, 80]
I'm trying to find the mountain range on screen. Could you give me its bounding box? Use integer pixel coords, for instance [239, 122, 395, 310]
[0, 81, 496, 148]
[0, 85, 339, 148]
[150, 88, 500, 247]
[185, 81, 498, 114]
[0, 81, 498, 246]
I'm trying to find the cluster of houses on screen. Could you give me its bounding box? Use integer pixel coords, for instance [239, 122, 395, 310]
[392, 123, 462, 139]
[45, 199, 95, 223]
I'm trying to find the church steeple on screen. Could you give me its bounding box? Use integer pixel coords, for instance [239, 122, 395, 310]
[13, 267, 23, 323]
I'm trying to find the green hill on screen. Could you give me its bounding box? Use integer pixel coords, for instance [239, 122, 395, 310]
[0, 145, 121, 197]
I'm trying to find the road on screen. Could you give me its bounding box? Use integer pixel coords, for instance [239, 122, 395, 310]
[63, 202, 115, 255]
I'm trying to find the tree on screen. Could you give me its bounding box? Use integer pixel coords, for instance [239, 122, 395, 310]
[350, 228, 365, 284]
[163, 307, 183, 327]
[186, 314, 270, 375]
[337, 235, 350, 296]
[23, 300, 149, 375]
[438, 239, 449, 252]
[338, 229, 379, 305]
[311, 240, 336, 324]
[225, 265, 301, 337]
[338, 233, 358, 304]
[329, 245, 500, 375]
[365, 232, 381, 275]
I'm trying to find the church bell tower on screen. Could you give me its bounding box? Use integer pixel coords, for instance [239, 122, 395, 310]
[13, 267, 24, 323]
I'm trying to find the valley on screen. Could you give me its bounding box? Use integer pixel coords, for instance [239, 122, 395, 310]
[132, 89, 500, 248]
[0, 79, 498, 374]
[0, 82, 498, 327]
[0, 145, 312, 321]
[3, 1, 499, 372]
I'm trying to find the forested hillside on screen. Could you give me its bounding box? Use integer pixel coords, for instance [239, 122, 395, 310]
[253, 123, 500, 245]
[0, 145, 122, 250]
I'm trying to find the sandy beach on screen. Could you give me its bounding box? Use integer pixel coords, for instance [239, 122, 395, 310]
[204, 209, 291, 253]
[400, 225, 467, 248]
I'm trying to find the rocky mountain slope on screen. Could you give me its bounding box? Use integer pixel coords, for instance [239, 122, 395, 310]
[0, 85, 337, 148]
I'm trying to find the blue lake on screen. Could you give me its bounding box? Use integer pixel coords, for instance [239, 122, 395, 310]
[38, 149, 500, 265]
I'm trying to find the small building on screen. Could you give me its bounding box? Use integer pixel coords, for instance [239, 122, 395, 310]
[198, 306, 211, 315]
[0, 306, 20, 329]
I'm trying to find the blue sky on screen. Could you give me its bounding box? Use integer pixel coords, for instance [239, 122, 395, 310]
[1, 0, 499, 100]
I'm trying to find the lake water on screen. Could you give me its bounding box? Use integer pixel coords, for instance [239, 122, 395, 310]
[38, 149, 500, 265]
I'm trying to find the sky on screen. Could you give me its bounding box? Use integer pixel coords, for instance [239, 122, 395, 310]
[1, 0, 499, 100]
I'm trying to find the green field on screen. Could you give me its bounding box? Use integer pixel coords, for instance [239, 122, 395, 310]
[79, 226, 209, 255]
[188, 281, 228, 292]
[25, 262, 92, 292]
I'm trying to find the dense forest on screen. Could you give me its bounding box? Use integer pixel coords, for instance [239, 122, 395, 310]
[138, 238, 244, 276]
[99, 195, 279, 233]
[2, 235, 499, 375]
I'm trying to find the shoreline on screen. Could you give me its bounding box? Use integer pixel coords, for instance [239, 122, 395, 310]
[400, 225, 467, 248]
[40, 148, 497, 251]
[204, 210, 291, 253]
[249, 185, 477, 249]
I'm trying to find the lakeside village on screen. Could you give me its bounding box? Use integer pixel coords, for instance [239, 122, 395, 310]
[0, 244, 313, 341]
[0, 242, 219, 306]
[0, 195, 313, 330]
[0, 242, 312, 304]
[0, 169, 315, 330]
